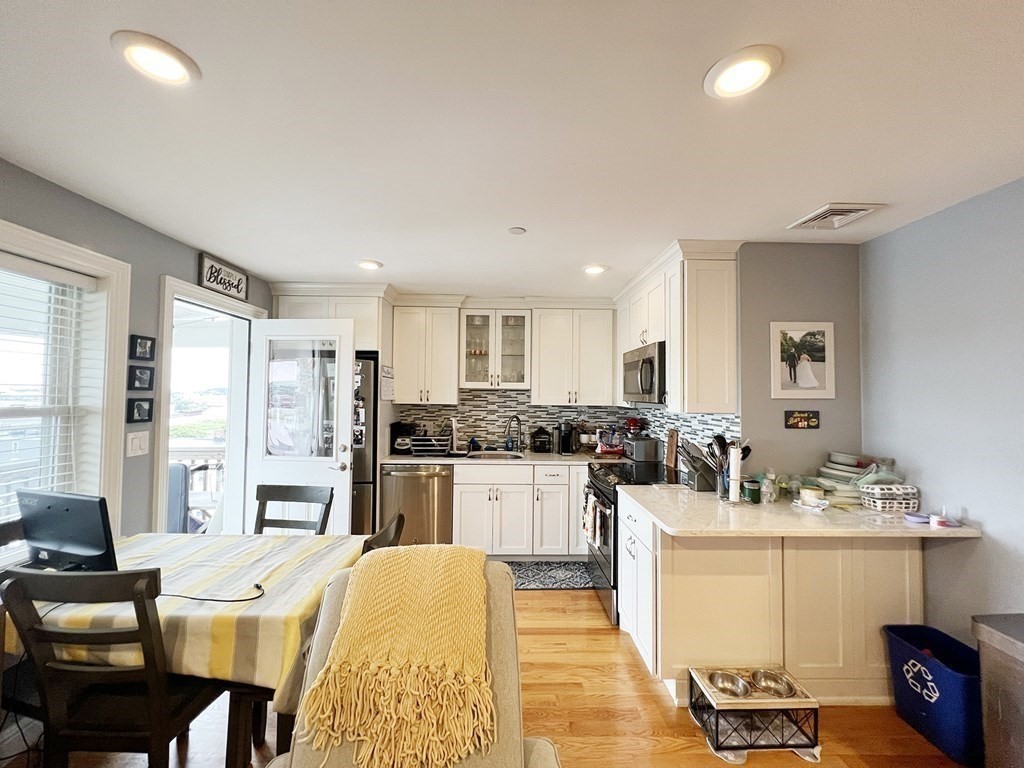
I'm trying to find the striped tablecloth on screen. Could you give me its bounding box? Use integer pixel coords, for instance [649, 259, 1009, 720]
[4, 533, 364, 707]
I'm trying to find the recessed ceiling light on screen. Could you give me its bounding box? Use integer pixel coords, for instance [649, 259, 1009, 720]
[110, 30, 201, 86]
[357, 260, 383, 271]
[703, 44, 782, 99]
[582, 265, 607, 275]
[508, 227, 527, 235]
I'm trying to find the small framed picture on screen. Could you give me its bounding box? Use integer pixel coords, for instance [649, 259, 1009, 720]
[129, 334, 156, 361]
[770, 322, 836, 399]
[127, 397, 154, 424]
[127, 365, 154, 391]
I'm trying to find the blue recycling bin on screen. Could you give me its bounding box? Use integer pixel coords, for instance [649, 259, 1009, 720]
[883, 624, 983, 766]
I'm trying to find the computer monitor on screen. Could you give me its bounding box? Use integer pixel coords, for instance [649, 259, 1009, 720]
[16, 490, 118, 572]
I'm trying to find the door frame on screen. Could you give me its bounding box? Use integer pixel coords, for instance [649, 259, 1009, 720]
[152, 276, 268, 533]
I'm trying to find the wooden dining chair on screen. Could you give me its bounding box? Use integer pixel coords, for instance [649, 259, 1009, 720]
[362, 513, 405, 554]
[253, 484, 335, 535]
[0, 568, 226, 768]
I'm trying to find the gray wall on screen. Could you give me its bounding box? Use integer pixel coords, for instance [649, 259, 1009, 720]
[0, 158, 273, 535]
[861, 177, 1024, 643]
[738, 242, 862, 476]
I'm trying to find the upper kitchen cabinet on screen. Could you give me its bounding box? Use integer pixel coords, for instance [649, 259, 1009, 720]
[273, 286, 395, 363]
[628, 273, 666, 349]
[531, 309, 614, 406]
[460, 310, 531, 390]
[393, 306, 459, 404]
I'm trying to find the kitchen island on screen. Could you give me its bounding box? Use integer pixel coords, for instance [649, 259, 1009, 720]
[616, 485, 980, 705]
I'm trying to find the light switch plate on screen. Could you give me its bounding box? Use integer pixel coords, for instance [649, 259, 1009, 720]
[126, 431, 150, 457]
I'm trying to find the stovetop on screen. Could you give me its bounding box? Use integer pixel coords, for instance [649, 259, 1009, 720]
[588, 460, 682, 498]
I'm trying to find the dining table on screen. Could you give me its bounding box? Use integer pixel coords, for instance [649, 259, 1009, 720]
[1, 532, 367, 764]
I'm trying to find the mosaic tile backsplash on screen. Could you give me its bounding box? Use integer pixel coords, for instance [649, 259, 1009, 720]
[394, 390, 740, 453]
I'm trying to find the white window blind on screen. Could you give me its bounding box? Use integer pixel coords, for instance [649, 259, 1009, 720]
[0, 251, 106, 526]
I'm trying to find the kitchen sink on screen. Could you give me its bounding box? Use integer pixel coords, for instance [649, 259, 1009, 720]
[466, 451, 526, 460]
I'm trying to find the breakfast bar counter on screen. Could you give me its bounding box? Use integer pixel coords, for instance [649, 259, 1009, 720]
[613, 486, 981, 708]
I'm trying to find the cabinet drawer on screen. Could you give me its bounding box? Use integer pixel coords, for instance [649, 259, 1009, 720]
[533, 465, 569, 484]
[453, 464, 534, 485]
[619, 496, 655, 551]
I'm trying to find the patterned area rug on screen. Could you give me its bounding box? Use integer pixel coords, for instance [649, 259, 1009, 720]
[507, 561, 595, 590]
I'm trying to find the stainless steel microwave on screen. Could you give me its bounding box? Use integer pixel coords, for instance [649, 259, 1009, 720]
[622, 341, 666, 404]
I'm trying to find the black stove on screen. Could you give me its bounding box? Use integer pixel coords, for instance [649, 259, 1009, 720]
[586, 460, 682, 626]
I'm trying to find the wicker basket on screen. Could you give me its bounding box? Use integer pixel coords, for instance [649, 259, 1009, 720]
[860, 484, 919, 513]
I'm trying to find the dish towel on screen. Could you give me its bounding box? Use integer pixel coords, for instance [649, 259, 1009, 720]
[297, 545, 495, 768]
[583, 491, 597, 546]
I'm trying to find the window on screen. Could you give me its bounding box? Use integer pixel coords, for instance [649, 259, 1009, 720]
[0, 251, 106, 537]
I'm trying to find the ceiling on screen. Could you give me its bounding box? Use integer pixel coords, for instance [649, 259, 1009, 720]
[2, 2, 1023, 298]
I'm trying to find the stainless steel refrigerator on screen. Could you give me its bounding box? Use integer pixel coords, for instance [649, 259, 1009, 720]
[350, 351, 378, 535]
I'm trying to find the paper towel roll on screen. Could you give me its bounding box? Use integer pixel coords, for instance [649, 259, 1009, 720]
[728, 445, 742, 502]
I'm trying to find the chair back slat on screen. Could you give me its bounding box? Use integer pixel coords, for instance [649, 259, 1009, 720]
[46, 663, 148, 685]
[362, 513, 405, 554]
[0, 567, 161, 603]
[33, 626, 144, 646]
[254, 484, 334, 535]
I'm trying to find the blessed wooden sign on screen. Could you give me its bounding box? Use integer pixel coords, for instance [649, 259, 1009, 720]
[199, 252, 248, 300]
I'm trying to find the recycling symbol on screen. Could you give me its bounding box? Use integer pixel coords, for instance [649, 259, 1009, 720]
[903, 659, 940, 703]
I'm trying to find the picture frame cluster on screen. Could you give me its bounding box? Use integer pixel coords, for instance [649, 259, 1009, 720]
[127, 334, 156, 424]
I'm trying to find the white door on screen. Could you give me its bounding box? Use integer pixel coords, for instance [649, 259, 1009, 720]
[531, 309, 573, 405]
[533, 484, 569, 556]
[425, 308, 459, 404]
[644, 275, 666, 343]
[568, 466, 589, 555]
[392, 307, 425, 404]
[246, 319, 355, 534]
[453, 484, 492, 552]
[495, 310, 531, 389]
[618, 527, 636, 635]
[460, 310, 495, 389]
[573, 310, 614, 406]
[634, 538, 656, 673]
[491, 485, 533, 555]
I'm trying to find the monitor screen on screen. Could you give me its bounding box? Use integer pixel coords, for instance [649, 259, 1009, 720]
[16, 490, 118, 572]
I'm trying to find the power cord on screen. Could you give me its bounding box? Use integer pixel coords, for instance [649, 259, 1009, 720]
[161, 582, 265, 603]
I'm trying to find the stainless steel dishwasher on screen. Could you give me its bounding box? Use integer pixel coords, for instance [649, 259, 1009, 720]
[380, 465, 453, 544]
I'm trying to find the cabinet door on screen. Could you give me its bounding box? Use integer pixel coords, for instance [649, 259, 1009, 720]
[461, 310, 494, 389]
[275, 295, 330, 319]
[492, 485, 533, 555]
[683, 260, 737, 413]
[392, 307, 425, 404]
[645, 274, 665, 344]
[634, 538, 656, 674]
[573, 310, 614, 406]
[617, 525, 636, 636]
[328, 298, 380, 351]
[495, 310, 530, 389]
[663, 262, 682, 412]
[628, 293, 647, 348]
[567, 466, 589, 555]
[531, 309, 574, 405]
[425, 307, 459, 404]
[453, 485, 493, 553]
[532, 484, 569, 556]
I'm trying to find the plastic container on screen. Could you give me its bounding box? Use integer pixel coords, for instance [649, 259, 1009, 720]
[883, 624, 983, 766]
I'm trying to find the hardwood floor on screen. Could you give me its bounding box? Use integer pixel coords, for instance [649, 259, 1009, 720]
[4, 589, 958, 767]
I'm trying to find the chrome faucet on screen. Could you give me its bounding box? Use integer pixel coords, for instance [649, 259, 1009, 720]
[503, 415, 523, 453]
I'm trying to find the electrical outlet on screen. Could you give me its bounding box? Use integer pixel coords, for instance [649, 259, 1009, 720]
[126, 431, 150, 457]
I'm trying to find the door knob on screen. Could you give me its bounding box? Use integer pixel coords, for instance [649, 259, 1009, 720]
[333, 462, 348, 472]
[337, 444, 348, 453]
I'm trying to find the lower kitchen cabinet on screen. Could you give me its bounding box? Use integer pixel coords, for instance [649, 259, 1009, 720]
[492, 485, 533, 555]
[452, 485, 492, 551]
[567, 465, 588, 555]
[619, 509, 656, 674]
[533, 484, 569, 555]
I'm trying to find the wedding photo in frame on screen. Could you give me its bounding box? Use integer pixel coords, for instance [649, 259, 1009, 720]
[770, 321, 836, 399]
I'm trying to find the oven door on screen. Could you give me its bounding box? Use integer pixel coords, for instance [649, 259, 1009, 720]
[622, 342, 665, 404]
[586, 488, 618, 625]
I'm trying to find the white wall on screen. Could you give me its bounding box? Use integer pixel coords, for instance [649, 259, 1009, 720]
[861, 177, 1024, 642]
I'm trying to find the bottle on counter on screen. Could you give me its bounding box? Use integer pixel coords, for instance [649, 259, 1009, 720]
[760, 470, 777, 504]
[789, 475, 802, 499]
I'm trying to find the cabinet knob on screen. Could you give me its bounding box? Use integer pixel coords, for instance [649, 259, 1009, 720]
[568, 391, 572, 404]
[536, 488, 540, 501]
[497, 373, 501, 386]
[419, 389, 423, 402]
[488, 488, 492, 502]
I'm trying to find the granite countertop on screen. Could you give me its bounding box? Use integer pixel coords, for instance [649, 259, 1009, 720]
[617, 485, 982, 539]
[381, 451, 622, 465]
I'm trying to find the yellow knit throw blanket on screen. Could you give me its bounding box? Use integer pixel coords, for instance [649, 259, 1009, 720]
[297, 545, 496, 768]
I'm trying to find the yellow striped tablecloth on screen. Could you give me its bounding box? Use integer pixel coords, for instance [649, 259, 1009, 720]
[3, 533, 364, 707]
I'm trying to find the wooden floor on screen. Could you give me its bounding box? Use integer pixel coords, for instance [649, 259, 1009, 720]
[4, 589, 958, 768]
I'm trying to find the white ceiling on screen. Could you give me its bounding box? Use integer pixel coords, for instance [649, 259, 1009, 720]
[2, 1, 1023, 298]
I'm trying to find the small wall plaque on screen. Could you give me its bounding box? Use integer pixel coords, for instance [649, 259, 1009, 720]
[199, 252, 248, 300]
[785, 410, 820, 429]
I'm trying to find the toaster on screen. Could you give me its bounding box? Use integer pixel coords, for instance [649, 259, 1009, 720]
[624, 437, 662, 462]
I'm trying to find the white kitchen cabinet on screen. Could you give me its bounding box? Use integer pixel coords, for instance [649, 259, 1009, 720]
[633, 535, 656, 673]
[531, 309, 613, 406]
[617, 526, 635, 636]
[618, 499, 657, 675]
[567, 465, 589, 555]
[393, 306, 459, 404]
[663, 263, 683, 412]
[782, 538, 923, 699]
[460, 310, 530, 390]
[628, 274, 665, 348]
[276, 295, 329, 319]
[492, 485, 533, 555]
[681, 259, 737, 413]
[274, 293, 393, 357]
[453, 485, 492, 552]
[533, 484, 569, 556]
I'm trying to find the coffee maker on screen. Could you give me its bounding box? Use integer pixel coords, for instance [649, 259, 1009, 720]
[557, 421, 580, 455]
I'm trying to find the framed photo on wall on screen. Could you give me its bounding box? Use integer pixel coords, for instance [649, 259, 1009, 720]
[126, 398, 154, 424]
[771, 322, 836, 399]
[127, 365, 154, 391]
[129, 334, 156, 361]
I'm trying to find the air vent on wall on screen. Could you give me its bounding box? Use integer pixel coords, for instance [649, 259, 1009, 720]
[787, 202, 886, 230]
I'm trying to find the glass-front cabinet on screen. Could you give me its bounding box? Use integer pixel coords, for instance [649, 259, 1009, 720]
[459, 310, 531, 389]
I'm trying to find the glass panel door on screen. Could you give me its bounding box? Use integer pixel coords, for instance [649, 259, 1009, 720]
[265, 339, 336, 458]
[463, 312, 492, 387]
[498, 312, 529, 388]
